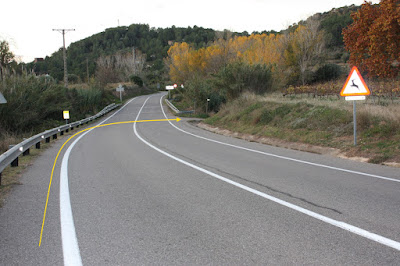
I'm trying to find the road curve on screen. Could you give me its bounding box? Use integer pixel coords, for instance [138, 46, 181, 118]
[1, 92, 400, 265]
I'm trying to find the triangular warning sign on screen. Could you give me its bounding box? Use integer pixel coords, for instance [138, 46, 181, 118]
[340, 66, 370, 96]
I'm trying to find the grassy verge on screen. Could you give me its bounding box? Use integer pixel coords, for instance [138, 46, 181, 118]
[203, 93, 400, 164]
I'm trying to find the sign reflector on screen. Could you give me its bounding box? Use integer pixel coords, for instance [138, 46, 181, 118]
[345, 96, 366, 101]
[63, 110, 70, 120]
[340, 66, 370, 96]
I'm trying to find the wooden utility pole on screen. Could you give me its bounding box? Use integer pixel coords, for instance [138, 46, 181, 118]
[53, 29, 75, 88]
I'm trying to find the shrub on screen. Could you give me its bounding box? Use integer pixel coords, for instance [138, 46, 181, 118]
[0, 75, 105, 135]
[130, 75, 144, 87]
[314, 64, 343, 83]
[259, 109, 274, 124]
[68, 74, 80, 84]
[213, 62, 274, 100]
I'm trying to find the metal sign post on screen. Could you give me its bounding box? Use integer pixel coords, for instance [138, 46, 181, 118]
[116, 84, 124, 102]
[340, 66, 370, 146]
[353, 101, 357, 146]
[166, 85, 174, 99]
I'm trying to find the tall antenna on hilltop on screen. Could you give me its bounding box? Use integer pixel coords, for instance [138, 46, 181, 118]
[53, 29, 75, 88]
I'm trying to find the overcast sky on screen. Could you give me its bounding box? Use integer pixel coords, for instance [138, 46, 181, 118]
[1, 0, 379, 63]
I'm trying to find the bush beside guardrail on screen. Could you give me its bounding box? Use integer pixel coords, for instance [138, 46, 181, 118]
[0, 103, 120, 185]
[165, 98, 194, 114]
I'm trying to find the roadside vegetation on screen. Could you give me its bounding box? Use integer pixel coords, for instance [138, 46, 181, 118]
[1, 1, 399, 166]
[203, 92, 400, 164]
[166, 0, 400, 164]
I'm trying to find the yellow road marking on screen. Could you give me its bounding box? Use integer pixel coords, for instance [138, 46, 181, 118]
[39, 117, 180, 246]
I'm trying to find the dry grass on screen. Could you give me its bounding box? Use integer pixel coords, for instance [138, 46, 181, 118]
[0, 133, 23, 154]
[206, 91, 400, 164]
[251, 92, 400, 125]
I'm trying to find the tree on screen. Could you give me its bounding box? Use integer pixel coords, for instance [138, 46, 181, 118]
[282, 18, 325, 85]
[343, 0, 400, 78]
[0, 40, 15, 80]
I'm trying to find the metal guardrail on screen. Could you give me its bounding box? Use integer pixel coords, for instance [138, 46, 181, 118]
[165, 99, 194, 114]
[0, 103, 120, 184]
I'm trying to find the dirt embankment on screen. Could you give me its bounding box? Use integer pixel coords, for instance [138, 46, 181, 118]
[195, 122, 400, 168]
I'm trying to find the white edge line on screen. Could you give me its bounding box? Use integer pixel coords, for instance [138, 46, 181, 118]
[133, 96, 400, 251]
[159, 95, 400, 184]
[60, 98, 136, 266]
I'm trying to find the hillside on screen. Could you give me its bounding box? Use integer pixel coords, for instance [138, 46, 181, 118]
[28, 4, 360, 85]
[30, 25, 217, 83]
[201, 92, 400, 165]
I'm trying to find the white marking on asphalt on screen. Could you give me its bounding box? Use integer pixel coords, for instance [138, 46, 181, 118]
[159, 95, 400, 184]
[60, 135, 84, 266]
[133, 96, 400, 251]
[60, 98, 136, 265]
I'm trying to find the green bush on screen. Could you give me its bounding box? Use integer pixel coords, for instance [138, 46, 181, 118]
[259, 109, 274, 124]
[214, 62, 274, 100]
[130, 75, 144, 87]
[68, 74, 80, 84]
[0, 75, 105, 135]
[185, 77, 226, 113]
[313, 64, 343, 83]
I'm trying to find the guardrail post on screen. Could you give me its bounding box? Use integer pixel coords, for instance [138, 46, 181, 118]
[71, 126, 74, 130]
[46, 137, 50, 143]
[53, 134, 57, 140]
[66, 128, 69, 133]
[36, 142, 41, 149]
[11, 157, 18, 167]
[60, 131, 64, 136]
[23, 149, 30, 156]
[0, 172, 2, 186]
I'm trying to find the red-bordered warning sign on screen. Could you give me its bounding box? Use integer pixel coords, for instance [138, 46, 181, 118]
[340, 66, 370, 97]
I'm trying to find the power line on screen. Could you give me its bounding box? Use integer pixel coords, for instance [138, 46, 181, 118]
[52, 29, 75, 88]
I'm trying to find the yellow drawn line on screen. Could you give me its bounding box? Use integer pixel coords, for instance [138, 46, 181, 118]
[39, 117, 181, 247]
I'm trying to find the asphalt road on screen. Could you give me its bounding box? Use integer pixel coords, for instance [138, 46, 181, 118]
[1, 92, 400, 265]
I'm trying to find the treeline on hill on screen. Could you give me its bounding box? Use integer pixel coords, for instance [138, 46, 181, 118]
[28, 5, 358, 88]
[29, 25, 219, 86]
[166, 5, 362, 113]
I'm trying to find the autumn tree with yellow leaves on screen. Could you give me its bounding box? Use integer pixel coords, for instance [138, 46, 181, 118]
[281, 18, 325, 85]
[165, 33, 284, 83]
[164, 18, 327, 112]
